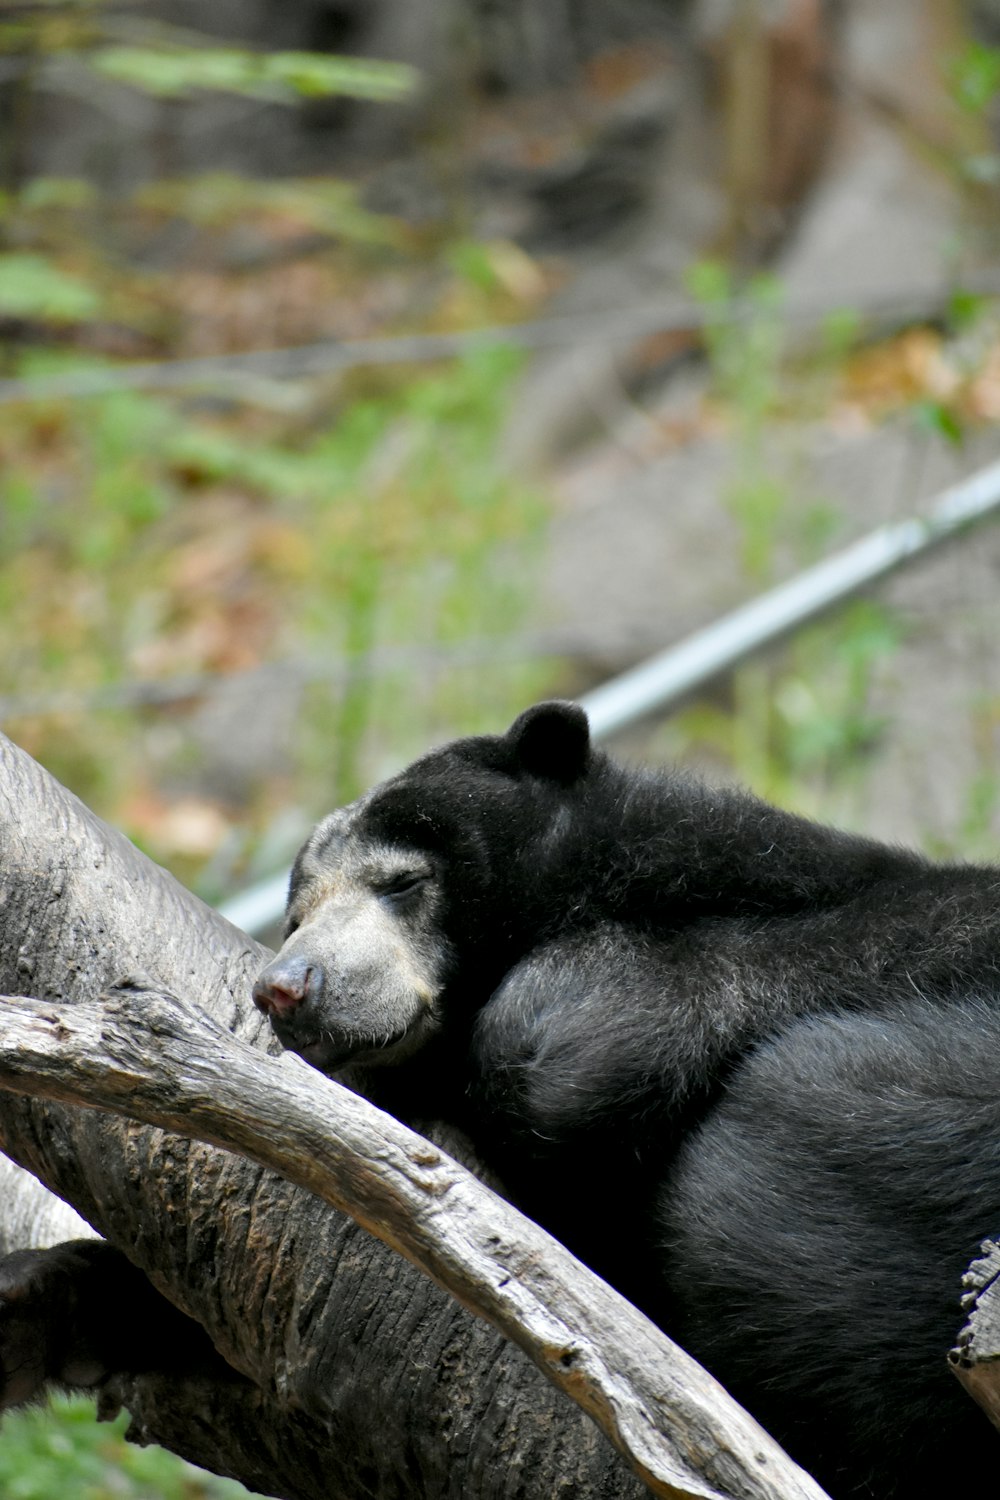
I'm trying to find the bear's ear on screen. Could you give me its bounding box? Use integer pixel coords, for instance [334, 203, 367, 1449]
[505, 701, 591, 782]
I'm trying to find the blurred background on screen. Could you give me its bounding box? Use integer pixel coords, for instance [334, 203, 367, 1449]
[2, 0, 1000, 1492]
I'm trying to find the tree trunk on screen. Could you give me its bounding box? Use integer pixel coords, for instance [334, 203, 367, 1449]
[0, 731, 827, 1500]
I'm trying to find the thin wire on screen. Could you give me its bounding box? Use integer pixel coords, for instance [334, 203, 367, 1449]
[1, 274, 998, 405]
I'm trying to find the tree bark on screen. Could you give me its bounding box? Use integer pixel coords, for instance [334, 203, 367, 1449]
[952, 1239, 1000, 1433]
[0, 731, 827, 1500]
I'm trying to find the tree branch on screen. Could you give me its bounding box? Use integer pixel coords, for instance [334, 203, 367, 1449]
[0, 983, 827, 1500]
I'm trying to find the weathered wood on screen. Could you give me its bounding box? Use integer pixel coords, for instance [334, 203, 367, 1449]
[951, 1239, 1000, 1432]
[0, 983, 829, 1500]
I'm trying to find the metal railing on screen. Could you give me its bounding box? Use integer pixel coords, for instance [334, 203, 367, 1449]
[218, 454, 1000, 937]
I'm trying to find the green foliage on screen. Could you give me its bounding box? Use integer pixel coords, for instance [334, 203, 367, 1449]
[18, 177, 98, 211]
[279, 344, 547, 801]
[946, 40, 1000, 188]
[134, 174, 405, 246]
[947, 287, 988, 332]
[0, 1396, 262, 1500]
[0, 0, 417, 104]
[676, 258, 915, 819]
[0, 253, 102, 322]
[921, 695, 1000, 861]
[89, 45, 417, 105]
[687, 258, 794, 585]
[447, 239, 505, 293]
[686, 260, 785, 442]
[949, 41, 1000, 116]
[657, 601, 903, 819]
[817, 307, 863, 364]
[912, 397, 965, 448]
[0, 334, 546, 876]
[0, 0, 546, 897]
[773, 603, 900, 777]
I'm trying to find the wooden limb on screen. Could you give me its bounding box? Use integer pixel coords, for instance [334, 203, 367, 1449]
[0, 984, 829, 1500]
[951, 1239, 1000, 1431]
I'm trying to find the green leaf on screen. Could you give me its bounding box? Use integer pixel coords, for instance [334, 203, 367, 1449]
[18, 176, 97, 211]
[0, 253, 101, 322]
[88, 45, 277, 99]
[949, 41, 1000, 115]
[134, 173, 404, 245]
[818, 307, 862, 360]
[913, 398, 965, 448]
[448, 239, 504, 292]
[0, 21, 36, 50]
[947, 287, 986, 332]
[684, 258, 731, 311]
[88, 43, 417, 104]
[261, 50, 418, 102]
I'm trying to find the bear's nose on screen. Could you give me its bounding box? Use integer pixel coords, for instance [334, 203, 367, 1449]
[252, 956, 318, 1017]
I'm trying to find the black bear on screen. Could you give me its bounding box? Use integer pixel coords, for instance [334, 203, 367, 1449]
[253, 700, 1000, 1499]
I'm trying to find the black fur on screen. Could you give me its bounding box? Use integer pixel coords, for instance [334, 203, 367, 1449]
[254, 701, 1000, 1497]
[665, 997, 1000, 1496]
[0, 1240, 221, 1411]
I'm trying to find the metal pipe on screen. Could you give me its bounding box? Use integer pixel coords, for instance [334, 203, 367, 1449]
[218, 455, 1000, 937]
[580, 455, 1000, 739]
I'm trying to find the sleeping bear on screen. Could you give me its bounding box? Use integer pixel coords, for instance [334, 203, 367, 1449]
[253, 700, 1000, 1499]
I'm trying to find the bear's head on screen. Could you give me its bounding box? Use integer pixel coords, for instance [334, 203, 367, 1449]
[252, 701, 592, 1074]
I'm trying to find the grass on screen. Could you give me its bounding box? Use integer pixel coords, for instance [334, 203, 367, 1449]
[0, 1396, 266, 1500]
